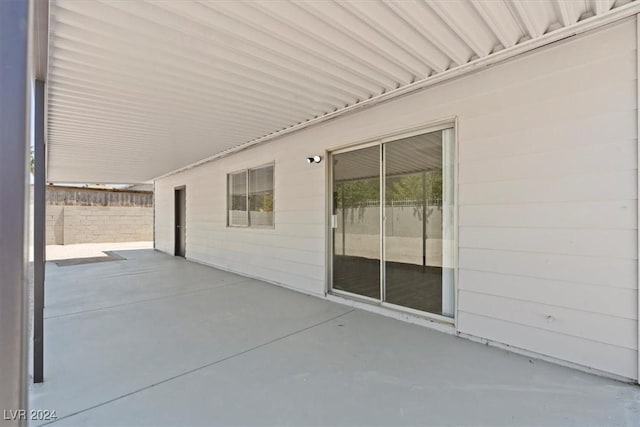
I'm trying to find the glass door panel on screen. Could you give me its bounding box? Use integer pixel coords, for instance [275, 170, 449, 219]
[383, 129, 454, 317]
[332, 145, 381, 300]
[330, 127, 455, 318]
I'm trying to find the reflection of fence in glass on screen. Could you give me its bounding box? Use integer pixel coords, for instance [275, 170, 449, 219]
[249, 191, 273, 227]
[335, 202, 443, 267]
[249, 211, 274, 226]
[339, 198, 442, 207]
[229, 210, 247, 226]
[228, 165, 274, 227]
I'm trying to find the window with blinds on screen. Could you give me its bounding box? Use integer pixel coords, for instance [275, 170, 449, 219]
[227, 164, 274, 227]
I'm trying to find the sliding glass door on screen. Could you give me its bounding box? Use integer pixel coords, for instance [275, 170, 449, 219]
[383, 129, 455, 317]
[330, 127, 455, 319]
[332, 145, 381, 300]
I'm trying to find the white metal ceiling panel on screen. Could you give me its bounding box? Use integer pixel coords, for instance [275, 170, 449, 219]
[46, 0, 637, 183]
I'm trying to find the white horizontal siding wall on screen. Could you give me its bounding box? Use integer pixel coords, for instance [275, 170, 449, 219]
[155, 18, 638, 380]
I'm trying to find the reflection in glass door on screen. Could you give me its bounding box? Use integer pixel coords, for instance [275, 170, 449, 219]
[330, 127, 455, 319]
[383, 129, 455, 317]
[332, 145, 381, 300]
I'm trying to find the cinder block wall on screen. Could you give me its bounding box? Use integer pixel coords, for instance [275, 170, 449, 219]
[46, 205, 64, 245]
[43, 185, 153, 245]
[61, 206, 152, 244]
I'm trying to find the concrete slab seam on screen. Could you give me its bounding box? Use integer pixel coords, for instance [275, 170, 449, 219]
[43, 279, 254, 320]
[38, 309, 355, 426]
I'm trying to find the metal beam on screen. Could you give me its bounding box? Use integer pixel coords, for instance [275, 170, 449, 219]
[0, 0, 31, 421]
[33, 80, 45, 384]
[33, 0, 49, 82]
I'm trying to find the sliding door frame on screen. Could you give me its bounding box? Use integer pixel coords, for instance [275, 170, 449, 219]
[327, 120, 458, 325]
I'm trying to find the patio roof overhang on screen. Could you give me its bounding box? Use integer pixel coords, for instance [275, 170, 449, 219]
[45, 0, 640, 184]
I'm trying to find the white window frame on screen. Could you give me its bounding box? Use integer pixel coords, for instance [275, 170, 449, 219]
[227, 163, 275, 229]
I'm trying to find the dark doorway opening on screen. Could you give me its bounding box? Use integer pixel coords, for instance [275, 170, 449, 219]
[174, 187, 186, 257]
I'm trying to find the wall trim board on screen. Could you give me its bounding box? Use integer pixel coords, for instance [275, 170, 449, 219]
[459, 331, 636, 384]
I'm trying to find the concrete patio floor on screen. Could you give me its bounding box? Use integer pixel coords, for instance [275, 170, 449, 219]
[30, 249, 640, 426]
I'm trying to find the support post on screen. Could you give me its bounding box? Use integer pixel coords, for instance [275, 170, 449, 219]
[33, 80, 45, 384]
[0, 0, 31, 420]
[636, 13, 640, 385]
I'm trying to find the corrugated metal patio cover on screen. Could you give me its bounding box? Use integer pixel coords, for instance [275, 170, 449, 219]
[46, 0, 635, 183]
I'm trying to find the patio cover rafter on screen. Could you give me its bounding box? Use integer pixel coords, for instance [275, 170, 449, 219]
[45, 0, 639, 184]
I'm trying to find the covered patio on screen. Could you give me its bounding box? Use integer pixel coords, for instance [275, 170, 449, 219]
[4, 1, 640, 424]
[31, 249, 639, 426]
